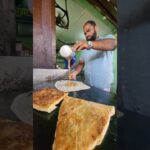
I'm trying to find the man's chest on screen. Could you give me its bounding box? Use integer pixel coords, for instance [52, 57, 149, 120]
[83, 50, 105, 62]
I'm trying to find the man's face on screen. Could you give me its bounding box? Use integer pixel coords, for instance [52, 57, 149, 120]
[83, 23, 97, 41]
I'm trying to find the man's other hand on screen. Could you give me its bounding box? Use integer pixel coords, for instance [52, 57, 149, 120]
[69, 71, 77, 80]
[72, 40, 88, 51]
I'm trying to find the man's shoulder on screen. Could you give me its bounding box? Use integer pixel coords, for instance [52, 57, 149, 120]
[98, 34, 116, 40]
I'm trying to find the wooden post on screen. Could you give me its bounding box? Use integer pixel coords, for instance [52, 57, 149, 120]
[33, 0, 56, 68]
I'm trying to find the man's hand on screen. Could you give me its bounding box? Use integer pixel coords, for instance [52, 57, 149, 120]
[69, 71, 77, 80]
[69, 60, 84, 80]
[73, 40, 88, 51]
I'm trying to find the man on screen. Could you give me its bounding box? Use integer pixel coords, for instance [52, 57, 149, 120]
[70, 20, 117, 92]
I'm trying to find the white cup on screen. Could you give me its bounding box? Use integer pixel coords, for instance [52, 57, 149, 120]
[59, 45, 75, 58]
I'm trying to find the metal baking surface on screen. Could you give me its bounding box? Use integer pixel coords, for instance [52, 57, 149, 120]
[33, 80, 117, 150]
[33, 68, 68, 84]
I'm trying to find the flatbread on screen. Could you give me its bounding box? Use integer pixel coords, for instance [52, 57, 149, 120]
[33, 88, 68, 113]
[55, 80, 90, 92]
[53, 96, 115, 150]
[0, 118, 33, 150]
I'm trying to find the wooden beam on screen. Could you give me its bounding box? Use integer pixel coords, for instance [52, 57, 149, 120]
[88, 0, 117, 27]
[99, 0, 117, 21]
[33, 0, 56, 68]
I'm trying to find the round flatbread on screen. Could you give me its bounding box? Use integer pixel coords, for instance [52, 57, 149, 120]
[55, 80, 90, 92]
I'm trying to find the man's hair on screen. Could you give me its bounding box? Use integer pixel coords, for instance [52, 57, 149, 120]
[84, 20, 96, 27]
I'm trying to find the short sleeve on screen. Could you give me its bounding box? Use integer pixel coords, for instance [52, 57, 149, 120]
[103, 34, 116, 40]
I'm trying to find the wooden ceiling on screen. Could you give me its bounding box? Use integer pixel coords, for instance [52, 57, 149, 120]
[87, 0, 117, 27]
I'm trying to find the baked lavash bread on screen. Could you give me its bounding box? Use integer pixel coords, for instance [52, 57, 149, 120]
[52, 96, 115, 150]
[33, 88, 68, 113]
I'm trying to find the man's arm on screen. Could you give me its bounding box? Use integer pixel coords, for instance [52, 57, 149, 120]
[73, 38, 117, 51]
[69, 60, 84, 80]
[91, 39, 117, 50]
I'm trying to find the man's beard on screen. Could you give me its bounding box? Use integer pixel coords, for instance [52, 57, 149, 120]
[86, 31, 97, 41]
